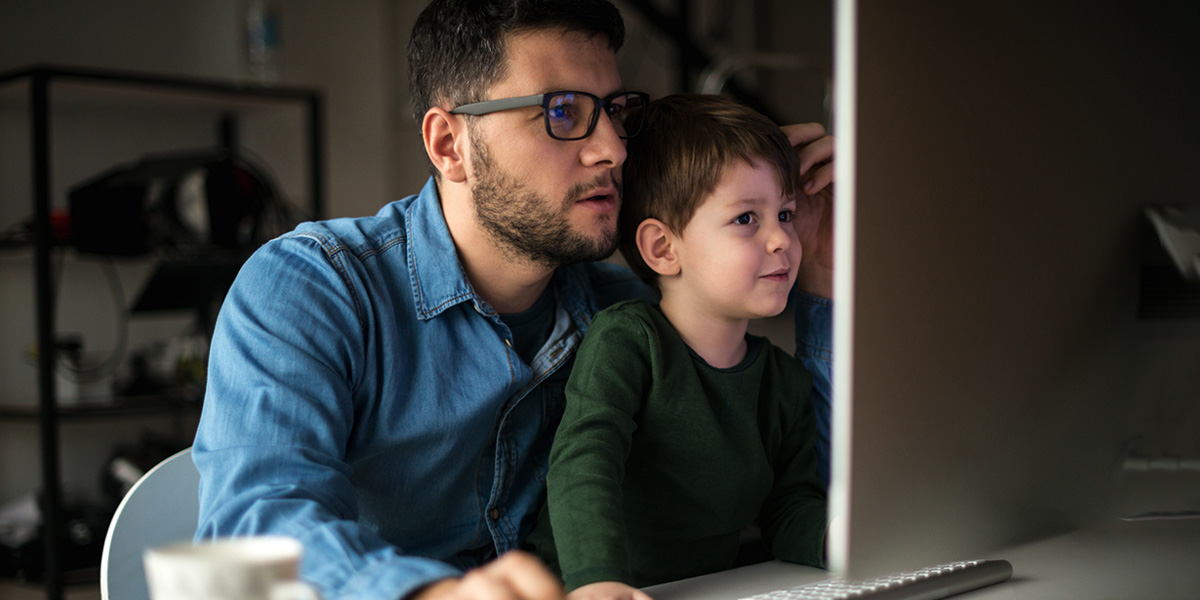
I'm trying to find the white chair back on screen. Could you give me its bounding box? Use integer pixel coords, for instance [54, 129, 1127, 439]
[100, 447, 199, 600]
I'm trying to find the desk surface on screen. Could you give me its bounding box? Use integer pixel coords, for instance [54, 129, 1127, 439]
[642, 518, 1200, 600]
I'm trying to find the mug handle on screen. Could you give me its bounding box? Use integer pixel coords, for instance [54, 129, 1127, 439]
[271, 580, 322, 600]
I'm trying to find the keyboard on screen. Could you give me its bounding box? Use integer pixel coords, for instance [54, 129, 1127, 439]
[737, 559, 1013, 600]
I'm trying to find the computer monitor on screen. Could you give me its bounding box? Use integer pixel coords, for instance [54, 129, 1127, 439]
[826, 0, 1200, 580]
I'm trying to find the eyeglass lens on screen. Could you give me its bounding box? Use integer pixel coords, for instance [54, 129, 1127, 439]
[546, 92, 645, 140]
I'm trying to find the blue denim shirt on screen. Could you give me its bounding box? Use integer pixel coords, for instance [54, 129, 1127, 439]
[193, 178, 656, 600]
[193, 177, 834, 600]
[793, 292, 833, 487]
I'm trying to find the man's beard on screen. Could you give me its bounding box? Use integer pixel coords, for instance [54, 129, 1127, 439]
[469, 133, 619, 269]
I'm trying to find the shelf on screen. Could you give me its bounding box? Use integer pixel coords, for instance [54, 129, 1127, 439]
[0, 396, 200, 422]
[0, 568, 100, 589]
[0, 63, 325, 219]
[0, 64, 321, 109]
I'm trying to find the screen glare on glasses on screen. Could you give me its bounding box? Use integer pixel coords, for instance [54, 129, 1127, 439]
[450, 91, 648, 141]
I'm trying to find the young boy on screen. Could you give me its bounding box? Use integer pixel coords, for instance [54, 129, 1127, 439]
[525, 94, 827, 599]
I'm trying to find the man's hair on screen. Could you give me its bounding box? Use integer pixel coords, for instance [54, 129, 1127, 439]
[619, 93, 802, 287]
[408, 0, 626, 173]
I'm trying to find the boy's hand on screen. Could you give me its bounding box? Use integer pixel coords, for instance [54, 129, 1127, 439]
[783, 123, 835, 300]
[413, 551, 564, 600]
[566, 581, 654, 600]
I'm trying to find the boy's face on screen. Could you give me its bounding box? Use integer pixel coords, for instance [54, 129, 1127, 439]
[461, 29, 628, 267]
[671, 159, 801, 321]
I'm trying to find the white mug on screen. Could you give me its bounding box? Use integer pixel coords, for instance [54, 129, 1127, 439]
[144, 535, 321, 600]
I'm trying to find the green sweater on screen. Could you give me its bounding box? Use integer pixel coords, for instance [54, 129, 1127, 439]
[527, 300, 827, 590]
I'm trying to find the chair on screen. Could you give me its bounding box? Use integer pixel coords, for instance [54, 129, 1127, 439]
[100, 447, 200, 600]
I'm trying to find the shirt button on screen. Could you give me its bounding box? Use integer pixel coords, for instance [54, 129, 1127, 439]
[488, 508, 500, 521]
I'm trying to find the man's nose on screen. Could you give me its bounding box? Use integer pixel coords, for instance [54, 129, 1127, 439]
[580, 111, 628, 168]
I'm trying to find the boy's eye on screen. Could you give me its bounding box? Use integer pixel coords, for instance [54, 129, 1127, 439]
[734, 212, 756, 225]
[779, 210, 795, 223]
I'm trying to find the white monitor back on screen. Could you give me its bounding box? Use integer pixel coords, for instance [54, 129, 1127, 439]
[827, 0, 1200, 579]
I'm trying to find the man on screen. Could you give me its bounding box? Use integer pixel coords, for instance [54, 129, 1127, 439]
[192, 1, 834, 599]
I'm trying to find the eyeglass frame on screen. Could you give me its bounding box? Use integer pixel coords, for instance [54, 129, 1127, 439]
[449, 90, 649, 141]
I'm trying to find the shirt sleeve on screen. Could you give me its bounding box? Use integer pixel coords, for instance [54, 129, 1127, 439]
[192, 237, 460, 600]
[543, 306, 653, 591]
[793, 291, 832, 487]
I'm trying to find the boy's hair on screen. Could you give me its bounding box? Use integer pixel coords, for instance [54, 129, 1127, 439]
[407, 0, 625, 174]
[618, 93, 802, 287]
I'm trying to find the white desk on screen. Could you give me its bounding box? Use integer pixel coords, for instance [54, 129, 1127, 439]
[643, 518, 1200, 600]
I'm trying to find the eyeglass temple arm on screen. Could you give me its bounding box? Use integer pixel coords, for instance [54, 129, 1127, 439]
[449, 94, 546, 115]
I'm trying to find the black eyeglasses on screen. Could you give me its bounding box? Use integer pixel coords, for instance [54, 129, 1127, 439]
[450, 90, 649, 141]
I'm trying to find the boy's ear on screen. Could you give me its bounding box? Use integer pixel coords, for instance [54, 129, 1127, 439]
[422, 107, 468, 183]
[636, 218, 681, 277]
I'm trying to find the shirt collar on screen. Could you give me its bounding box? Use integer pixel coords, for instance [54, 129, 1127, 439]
[406, 177, 476, 320]
[405, 177, 599, 326]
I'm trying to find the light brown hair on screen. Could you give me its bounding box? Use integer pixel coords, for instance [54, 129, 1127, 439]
[618, 93, 801, 286]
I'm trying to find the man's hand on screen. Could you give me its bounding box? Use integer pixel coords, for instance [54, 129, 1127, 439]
[783, 123, 835, 300]
[566, 581, 654, 600]
[784, 123, 835, 196]
[413, 551, 564, 600]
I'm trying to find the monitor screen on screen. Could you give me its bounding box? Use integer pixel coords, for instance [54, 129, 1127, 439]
[826, 0, 1200, 580]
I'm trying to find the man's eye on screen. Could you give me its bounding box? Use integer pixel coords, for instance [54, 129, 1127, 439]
[734, 213, 756, 225]
[549, 104, 577, 119]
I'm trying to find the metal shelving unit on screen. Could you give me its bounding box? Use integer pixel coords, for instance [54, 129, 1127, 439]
[0, 64, 323, 600]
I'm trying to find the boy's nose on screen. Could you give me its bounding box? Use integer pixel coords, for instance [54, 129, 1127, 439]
[767, 221, 794, 253]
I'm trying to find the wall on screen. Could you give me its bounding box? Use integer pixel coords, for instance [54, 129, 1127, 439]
[0, 0, 407, 218]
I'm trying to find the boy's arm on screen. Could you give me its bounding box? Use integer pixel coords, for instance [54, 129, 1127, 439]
[757, 382, 829, 569]
[545, 310, 653, 592]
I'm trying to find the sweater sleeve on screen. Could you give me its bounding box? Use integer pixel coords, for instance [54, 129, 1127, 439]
[757, 352, 829, 569]
[543, 303, 655, 591]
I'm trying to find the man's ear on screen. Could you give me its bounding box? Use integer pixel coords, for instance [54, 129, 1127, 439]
[422, 107, 468, 183]
[636, 219, 681, 277]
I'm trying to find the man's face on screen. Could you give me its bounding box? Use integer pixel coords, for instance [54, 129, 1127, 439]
[463, 29, 628, 268]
